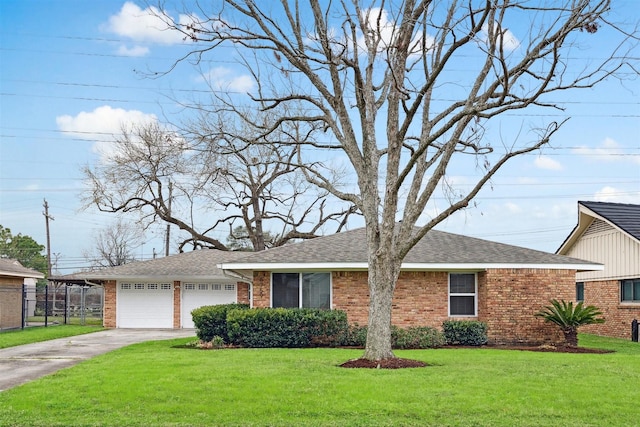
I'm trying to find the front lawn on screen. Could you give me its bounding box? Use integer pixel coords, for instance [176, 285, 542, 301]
[0, 325, 104, 349]
[0, 334, 638, 426]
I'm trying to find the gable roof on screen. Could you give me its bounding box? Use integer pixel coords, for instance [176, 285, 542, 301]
[0, 258, 45, 279]
[557, 201, 640, 254]
[54, 249, 249, 283]
[220, 227, 601, 272]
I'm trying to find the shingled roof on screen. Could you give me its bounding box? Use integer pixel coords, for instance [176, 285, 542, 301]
[55, 249, 249, 282]
[579, 201, 640, 241]
[0, 258, 45, 279]
[557, 201, 640, 255]
[220, 227, 600, 271]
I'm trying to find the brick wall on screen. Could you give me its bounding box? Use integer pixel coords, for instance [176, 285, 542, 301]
[237, 282, 250, 305]
[580, 279, 640, 339]
[479, 269, 574, 345]
[0, 277, 23, 330]
[103, 280, 116, 328]
[173, 281, 181, 328]
[251, 268, 576, 345]
[252, 271, 271, 308]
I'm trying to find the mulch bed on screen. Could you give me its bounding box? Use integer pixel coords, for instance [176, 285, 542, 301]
[340, 357, 428, 369]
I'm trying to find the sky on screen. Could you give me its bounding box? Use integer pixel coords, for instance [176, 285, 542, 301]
[1, 1, 639, 274]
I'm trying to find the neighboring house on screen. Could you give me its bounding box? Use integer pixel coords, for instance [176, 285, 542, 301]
[61, 227, 601, 346]
[56, 250, 250, 329]
[0, 258, 45, 330]
[557, 201, 640, 339]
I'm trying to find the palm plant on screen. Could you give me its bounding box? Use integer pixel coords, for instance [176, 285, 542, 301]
[535, 299, 604, 347]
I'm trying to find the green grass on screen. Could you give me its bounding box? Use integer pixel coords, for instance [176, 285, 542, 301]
[0, 325, 104, 349]
[0, 334, 638, 426]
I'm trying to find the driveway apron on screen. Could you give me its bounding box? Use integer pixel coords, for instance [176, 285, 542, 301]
[0, 329, 195, 392]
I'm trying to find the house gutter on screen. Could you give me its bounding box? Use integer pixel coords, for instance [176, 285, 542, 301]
[222, 269, 253, 284]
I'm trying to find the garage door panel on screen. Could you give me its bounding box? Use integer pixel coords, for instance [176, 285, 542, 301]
[181, 283, 236, 328]
[117, 283, 173, 328]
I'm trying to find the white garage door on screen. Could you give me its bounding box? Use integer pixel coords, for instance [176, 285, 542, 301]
[117, 282, 174, 328]
[181, 283, 237, 328]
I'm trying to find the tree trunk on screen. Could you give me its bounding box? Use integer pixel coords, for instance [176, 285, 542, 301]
[562, 328, 578, 347]
[362, 234, 402, 361]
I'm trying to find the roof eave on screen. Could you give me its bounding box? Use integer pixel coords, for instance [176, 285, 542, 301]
[219, 262, 604, 272]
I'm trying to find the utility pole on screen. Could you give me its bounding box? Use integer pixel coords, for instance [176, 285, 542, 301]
[165, 181, 172, 257]
[43, 199, 54, 277]
[43, 199, 54, 326]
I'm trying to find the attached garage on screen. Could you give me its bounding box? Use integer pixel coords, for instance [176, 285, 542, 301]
[117, 282, 174, 328]
[55, 249, 251, 330]
[181, 282, 237, 328]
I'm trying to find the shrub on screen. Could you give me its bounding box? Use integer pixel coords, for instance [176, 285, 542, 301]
[191, 303, 249, 342]
[392, 326, 445, 349]
[227, 308, 348, 348]
[535, 299, 604, 347]
[339, 324, 368, 347]
[443, 320, 488, 346]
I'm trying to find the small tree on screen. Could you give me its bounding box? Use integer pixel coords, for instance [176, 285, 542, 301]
[535, 299, 604, 347]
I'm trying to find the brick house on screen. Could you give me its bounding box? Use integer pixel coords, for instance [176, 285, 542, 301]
[0, 258, 45, 330]
[220, 227, 601, 346]
[557, 201, 640, 339]
[65, 227, 600, 346]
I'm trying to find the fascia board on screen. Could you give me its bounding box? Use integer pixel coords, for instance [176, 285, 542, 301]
[219, 262, 604, 271]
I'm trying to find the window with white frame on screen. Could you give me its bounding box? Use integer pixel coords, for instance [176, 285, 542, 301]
[449, 273, 477, 316]
[272, 272, 331, 309]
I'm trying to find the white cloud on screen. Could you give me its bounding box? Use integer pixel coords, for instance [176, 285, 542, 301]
[573, 137, 640, 164]
[358, 8, 434, 56]
[480, 23, 520, 51]
[56, 105, 157, 159]
[117, 45, 150, 57]
[534, 155, 563, 170]
[504, 202, 522, 214]
[594, 186, 640, 204]
[103, 1, 201, 55]
[199, 66, 255, 93]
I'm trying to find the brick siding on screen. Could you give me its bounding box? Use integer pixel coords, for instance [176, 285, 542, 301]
[580, 279, 640, 339]
[0, 277, 23, 330]
[252, 268, 575, 345]
[103, 280, 116, 328]
[237, 282, 250, 305]
[173, 281, 181, 328]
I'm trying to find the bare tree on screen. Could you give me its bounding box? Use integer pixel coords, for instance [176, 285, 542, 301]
[82, 115, 355, 252]
[83, 219, 144, 269]
[157, 0, 639, 361]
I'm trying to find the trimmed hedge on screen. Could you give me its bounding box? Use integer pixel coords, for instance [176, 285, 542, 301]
[392, 326, 445, 349]
[227, 308, 348, 348]
[191, 303, 250, 342]
[443, 320, 488, 346]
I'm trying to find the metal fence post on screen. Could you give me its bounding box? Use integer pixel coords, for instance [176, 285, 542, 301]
[632, 319, 639, 343]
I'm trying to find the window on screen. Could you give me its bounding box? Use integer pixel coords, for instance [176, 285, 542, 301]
[147, 283, 158, 290]
[621, 279, 640, 302]
[576, 282, 584, 302]
[121, 283, 131, 290]
[134, 283, 145, 290]
[225, 284, 235, 291]
[272, 272, 331, 309]
[184, 283, 196, 290]
[198, 284, 208, 290]
[449, 273, 477, 316]
[160, 283, 172, 290]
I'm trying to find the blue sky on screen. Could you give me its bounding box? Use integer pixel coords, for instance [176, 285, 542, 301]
[1, 1, 639, 274]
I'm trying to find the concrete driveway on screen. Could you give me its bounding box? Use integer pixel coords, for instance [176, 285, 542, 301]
[0, 328, 195, 392]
